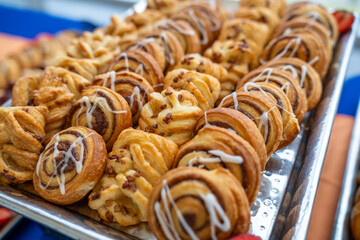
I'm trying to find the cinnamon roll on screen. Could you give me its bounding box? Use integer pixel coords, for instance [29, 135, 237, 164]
[262, 33, 330, 78]
[263, 57, 322, 110]
[219, 91, 283, 158]
[12, 75, 40, 106]
[240, 0, 287, 15]
[108, 50, 164, 92]
[164, 69, 220, 111]
[93, 71, 154, 124]
[235, 7, 280, 32]
[237, 67, 308, 122]
[204, 40, 259, 98]
[33, 126, 107, 205]
[139, 87, 203, 146]
[154, 19, 201, 54]
[88, 128, 178, 226]
[238, 82, 300, 149]
[194, 108, 267, 168]
[67, 86, 132, 149]
[148, 167, 251, 240]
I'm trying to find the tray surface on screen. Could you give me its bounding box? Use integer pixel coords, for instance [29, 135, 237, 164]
[0, 2, 358, 240]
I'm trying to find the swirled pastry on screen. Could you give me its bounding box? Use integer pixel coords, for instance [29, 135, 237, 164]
[125, 9, 166, 29]
[235, 7, 280, 32]
[54, 56, 100, 81]
[67, 86, 132, 149]
[33, 126, 107, 205]
[94, 71, 154, 124]
[139, 87, 203, 146]
[238, 82, 300, 149]
[154, 19, 201, 54]
[263, 57, 322, 110]
[108, 50, 164, 92]
[262, 33, 330, 78]
[219, 91, 283, 158]
[12, 75, 40, 106]
[148, 167, 251, 240]
[88, 128, 178, 226]
[164, 69, 220, 111]
[194, 108, 267, 168]
[0, 106, 47, 184]
[204, 40, 259, 98]
[103, 14, 138, 38]
[240, 0, 287, 15]
[174, 125, 261, 203]
[237, 67, 308, 122]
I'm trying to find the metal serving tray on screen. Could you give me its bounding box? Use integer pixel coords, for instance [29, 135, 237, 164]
[332, 103, 360, 239]
[0, 1, 358, 239]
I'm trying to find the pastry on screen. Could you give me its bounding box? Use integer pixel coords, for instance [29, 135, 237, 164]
[125, 9, 166, 29]
[108, 50, 164, 92]
[67, 86, 132, 149]
[352, 201, 360, 240]
[54, 56, 100, 81]
[204, 40, 259, 98]
[263, 57, 323, 110]
[164, 69, 220, 111]
[174, 125, 261, 203]
[194, 107, 267, 168]
[154, 19, 201, 54]
[93, 71, 154, 124]
[0, 106, 47, 184]
[219, 91, 283, 158]
[139, 87, 203, 146]
[103, 14, 138, 38]
[262, 32, 330, 78]
[12, 75, 40, 106]
[148, 167, 251, 240]
[238, 81, 300, 149]
[234, 7, 280, 32]
[237, 67, 308, 122]
[88, 128, 178, 226]
[240, 0, 287, 15]
[33, 126, 107, 205]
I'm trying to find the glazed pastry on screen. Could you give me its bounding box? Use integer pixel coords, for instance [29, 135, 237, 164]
[204, 40, 259, 98]
[139, 87, 203, 146]
[0, 106, 47, 184]
[263, 57, 323, 110]
[281, 2, 339, 45]
[174, 125, 261, 203]
[237, 67, 308, 122]
[274, 19, 332, 59]
[108, 50, 164, 92]
[93, 71, 154, 124]
[164, 69, 220, 111]
[33, 126, 107, 205]
[54, 56, 100, 81]
[234, 7, 280, 32]
[154, 19, 201, 54]
[172, 4, 222, 50]
[218, 18, 271, 54]
[148, 167, 251, 240]
[240, 0, 287, 15]
[88, 128, 178, 226]
[194, 108, 267, 168]
[171, 54, 228, 101]
[219, 91, 283, 158]
[238, 82, 300, 149]
[12, 75, 40, 106]
[262, 32, 329, 78]
[67, 86, 132, 149]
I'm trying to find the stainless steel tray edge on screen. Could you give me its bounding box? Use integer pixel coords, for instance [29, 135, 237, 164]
[332, 103, 360, 239]
[280, 14, 360, 240]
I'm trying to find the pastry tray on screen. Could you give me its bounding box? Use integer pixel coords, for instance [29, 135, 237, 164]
[0, 1, 358, 239]
[332, 102, 360, 240]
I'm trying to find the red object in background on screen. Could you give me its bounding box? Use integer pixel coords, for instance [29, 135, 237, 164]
[333, 10, 355, 34]
[0, 207, 12, 227]
[228, 234, 262, 240]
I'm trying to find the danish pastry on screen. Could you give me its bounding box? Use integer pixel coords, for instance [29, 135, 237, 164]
[12, 75, 40, 106]
[235, 7, 280, 32]
[240, 0, 287, 15]
[139, 87, 203, 146]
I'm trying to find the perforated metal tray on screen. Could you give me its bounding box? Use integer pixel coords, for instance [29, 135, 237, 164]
[0, 2, 358, 240]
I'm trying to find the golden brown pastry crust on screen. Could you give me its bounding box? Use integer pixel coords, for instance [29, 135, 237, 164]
[12, 75, 40, 106]
[139, 87, 203, 146]
[235, 7, 280, 32]
[240, 0, 287, 15]
[148, 167, 250, 240]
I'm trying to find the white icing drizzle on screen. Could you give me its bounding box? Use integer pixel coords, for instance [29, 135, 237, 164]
[204, 111, 211, 127]
[218, 92, 238, 109]
[187, 150, 243, 167]
[252, 67, 273, 83]
[187, 8, 209, 45]
[135, 63, 144, 76]
[35, 132, 95, 195]
[282, 65, 298, 79]
[308, 56, 319, 66]
[154, 19, 195, 35]
[154, 179, 231, 240]
[282, 64, 308, 88]
[283, 28, 292, 35]
[274, 38, 302, 60]
[76, 89, 127, 128]
[281, 82, 290, 95]
[256, 106, 276, 143]
[102, 71, 116, 91]
[152, 83, 165, 89]
[303, 11, 319, 30]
